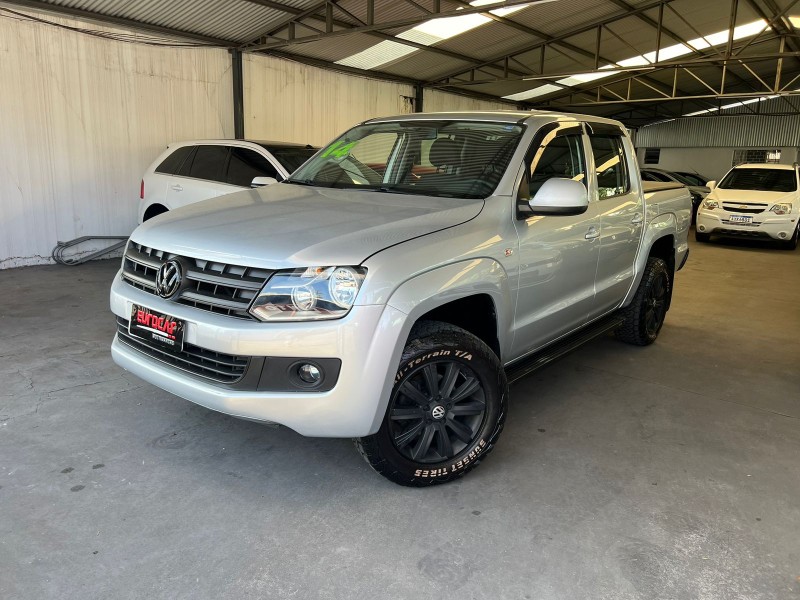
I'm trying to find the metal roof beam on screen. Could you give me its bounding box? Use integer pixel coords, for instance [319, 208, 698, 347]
[239, 0, 531, 79]
[432, 0, 677, 83]
[0, 0, 235, 45]
[243, 0, 556, 51]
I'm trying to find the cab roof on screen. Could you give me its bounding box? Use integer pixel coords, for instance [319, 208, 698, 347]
[365, 110, 626, 128]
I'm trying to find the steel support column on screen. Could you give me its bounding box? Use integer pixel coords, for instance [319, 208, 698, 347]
[231, 49, 245, 140]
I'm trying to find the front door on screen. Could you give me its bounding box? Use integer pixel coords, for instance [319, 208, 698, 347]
[510, 123, 602, 360]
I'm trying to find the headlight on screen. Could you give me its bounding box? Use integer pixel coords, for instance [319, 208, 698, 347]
[703, 199, 719, 210]
[769, 203, 792, 215]
[249, 266, 366, 321]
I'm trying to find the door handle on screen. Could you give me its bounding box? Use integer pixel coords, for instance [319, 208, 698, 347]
[631, 213, 643, 224]
[585, 225, 600, 240]
[171, 184, 183, 192]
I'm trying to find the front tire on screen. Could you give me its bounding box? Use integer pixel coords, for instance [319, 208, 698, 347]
[356, 321, 507, 487]
[615, 257, 672, 346]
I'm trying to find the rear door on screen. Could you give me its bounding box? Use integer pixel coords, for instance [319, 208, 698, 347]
[510, 122, 603, 358]
[587, 125, 644, 317]
[165, 144, 237, 210]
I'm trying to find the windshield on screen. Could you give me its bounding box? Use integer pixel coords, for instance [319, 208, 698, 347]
[674, 172, 708, 187]
[287, 120, 525, 199]
[719, 168, 797, 192]
[260, 145, 318, 173]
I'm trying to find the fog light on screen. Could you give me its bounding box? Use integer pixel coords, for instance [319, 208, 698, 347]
[698, 225, 706, 232]
[779, 232, 787, 239]
[297, 363, 322, 384]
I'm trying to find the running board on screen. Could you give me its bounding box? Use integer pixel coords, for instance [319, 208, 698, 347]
[505, 314, 625, 385]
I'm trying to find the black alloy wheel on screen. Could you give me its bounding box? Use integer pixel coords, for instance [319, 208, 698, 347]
[356, 321, 507, 486]
[388, 361, 486, 464]
[615, 256, 672, 346]
[644, 271, 669, 338]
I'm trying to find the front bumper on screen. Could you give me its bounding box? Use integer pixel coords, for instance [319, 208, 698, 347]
[696, 209, 797, 241]
[109, 271, 407, 437]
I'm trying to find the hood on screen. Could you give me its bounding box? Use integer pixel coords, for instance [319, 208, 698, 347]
[709, 188, 795, 204]
[132, 183, 484, 269]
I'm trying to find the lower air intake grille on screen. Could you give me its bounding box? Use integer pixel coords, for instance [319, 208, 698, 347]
[116, 317, 250, 383]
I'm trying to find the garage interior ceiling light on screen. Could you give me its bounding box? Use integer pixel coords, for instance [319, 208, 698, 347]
[335, 0, 539, 70]
[504, 19, 768, 102]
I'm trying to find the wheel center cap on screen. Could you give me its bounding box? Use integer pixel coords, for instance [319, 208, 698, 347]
[431, 405, 446, 420]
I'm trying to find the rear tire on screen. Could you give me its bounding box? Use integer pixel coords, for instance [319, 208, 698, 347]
[615, 257, 672, 346]
[356, 321, 507, 487]
[695, 231, 710, 243]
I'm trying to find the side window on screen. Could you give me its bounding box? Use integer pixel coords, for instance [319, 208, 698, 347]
[590, 135, 630, 198]
[528, 133, 586, 197]
[642, 171, 670, 183]
[155, 146, 193, 174]
[227, 148, 279, 186]
[176, 147, 197, 177]
[188, 145, 229, 183]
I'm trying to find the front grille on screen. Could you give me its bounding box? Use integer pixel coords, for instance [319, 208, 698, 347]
[722, 203, 766, 214]
[116, 317, 250, 383]
[121, 242, 273, 319]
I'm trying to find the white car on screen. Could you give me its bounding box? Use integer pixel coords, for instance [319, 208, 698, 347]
[696, 163, 799, 249]
[138, 140, 318, 223]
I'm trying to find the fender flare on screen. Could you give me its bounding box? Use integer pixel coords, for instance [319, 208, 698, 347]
[364, 258, 513, 434]
[621, 213, 677, 307]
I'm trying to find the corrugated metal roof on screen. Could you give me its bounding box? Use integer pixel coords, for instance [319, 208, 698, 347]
[636, 103, 800, 147]
[42, 0, 323, 43]
[14, 0, 800, 126]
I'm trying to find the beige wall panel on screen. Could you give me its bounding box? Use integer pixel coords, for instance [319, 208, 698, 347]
[0, 12, 234, 268]
[243, 54, 415, 147]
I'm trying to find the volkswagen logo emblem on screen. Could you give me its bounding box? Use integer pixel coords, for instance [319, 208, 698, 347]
[155, 260, 183, 299]
[431, 405, 446, 420]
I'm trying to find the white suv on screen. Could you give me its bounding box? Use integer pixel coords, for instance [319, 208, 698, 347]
[696, 163, 799, 249]
[138, 140, 318, 223]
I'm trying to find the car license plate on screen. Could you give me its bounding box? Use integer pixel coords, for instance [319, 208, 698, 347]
[729, 215, 753, 224]
[129, 304, 185, 352]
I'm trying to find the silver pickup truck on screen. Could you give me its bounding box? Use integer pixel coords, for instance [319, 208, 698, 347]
[110, 111, 691, 486]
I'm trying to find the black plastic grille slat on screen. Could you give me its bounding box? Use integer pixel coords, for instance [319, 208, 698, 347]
[721, 205, 765, 214]
[116, 318, 249, 383]
[120, 242, 273, 320]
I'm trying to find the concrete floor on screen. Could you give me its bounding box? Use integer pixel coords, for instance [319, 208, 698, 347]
[1, 237, 798, 600]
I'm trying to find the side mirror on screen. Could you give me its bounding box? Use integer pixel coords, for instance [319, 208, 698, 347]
[251, 176, 278, 188]
[706, 180, 716, 190]
[529, 178, 589, 216]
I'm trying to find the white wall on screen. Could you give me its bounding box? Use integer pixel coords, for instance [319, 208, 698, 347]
[0, 12, 234, 268]
[423, 89, 515, 113]
[636, 147, 800, 182]
[1, 12, 523, 269]
[244, 54, 415, 147]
